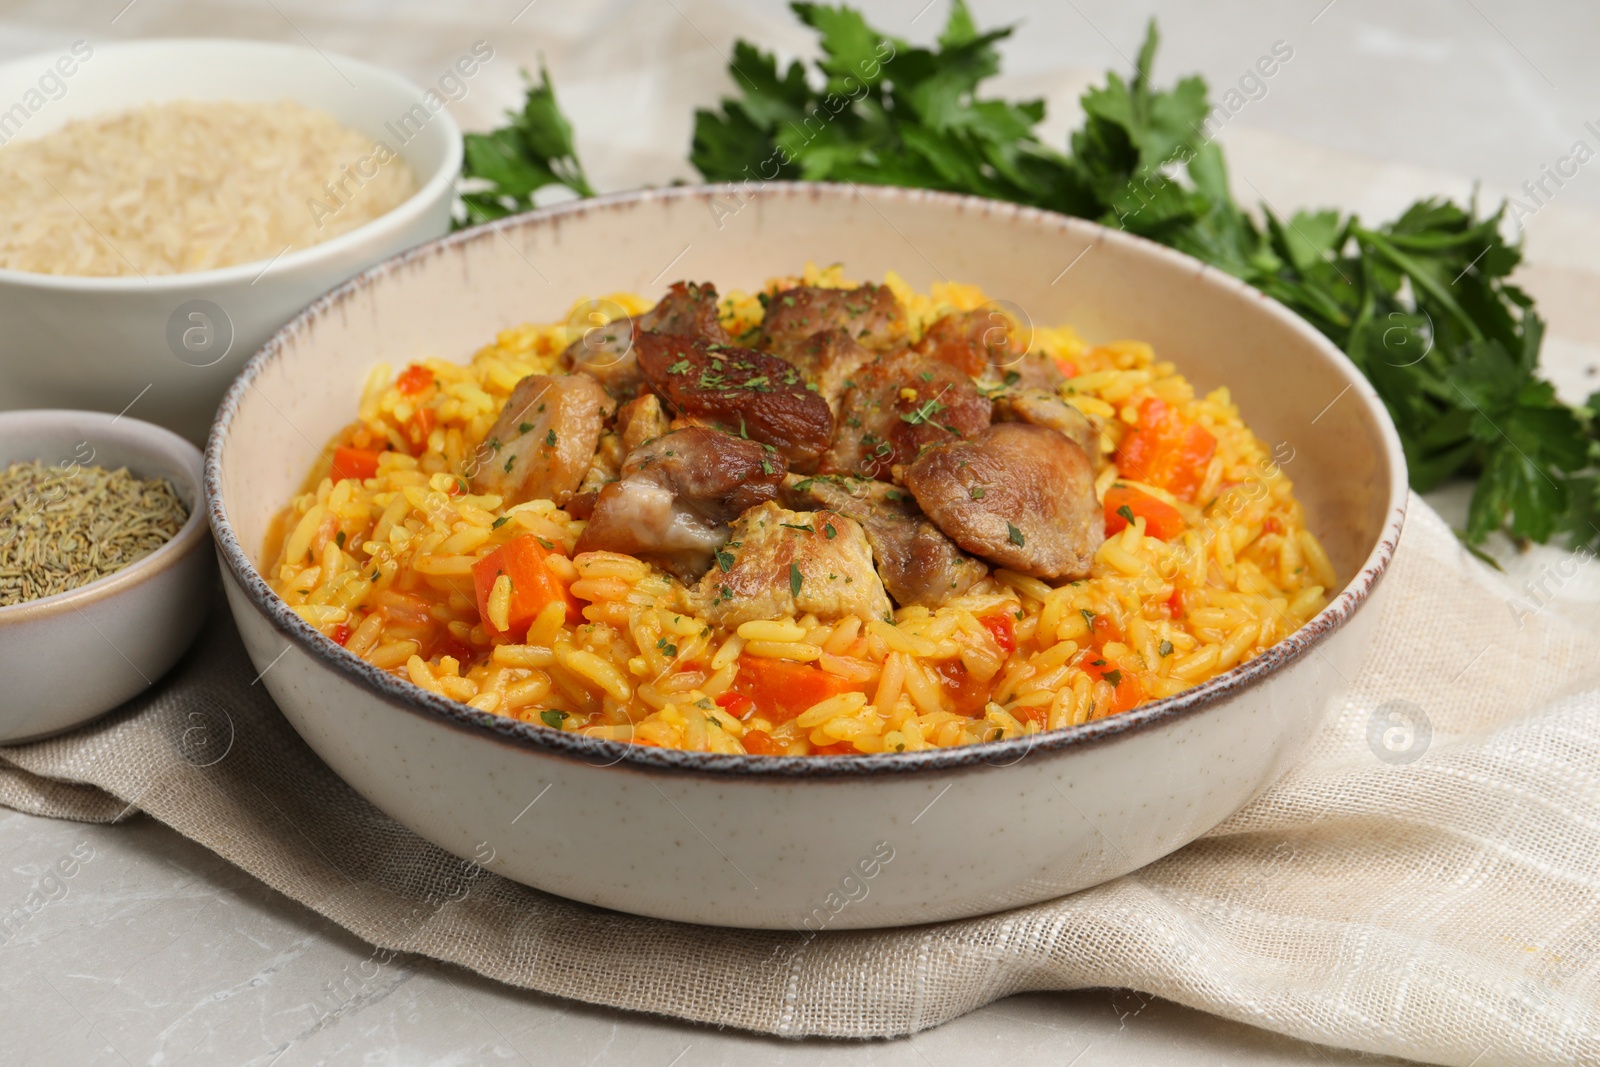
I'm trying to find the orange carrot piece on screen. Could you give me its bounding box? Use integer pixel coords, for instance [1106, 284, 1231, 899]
[396, 363, 434, 396]
[471, 534, 581, 639]
[1104, 484, 1185, 540]
[1115, 398, 1216, 502]
[331, 446, 382, 483]
[733, 655, 861, 724]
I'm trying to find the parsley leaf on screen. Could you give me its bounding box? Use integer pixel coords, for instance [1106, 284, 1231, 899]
[1007, 522, 1025, 547]
[539, 709, 570, 729]
[789, 561, 804, 597]
[459, 63, 594, 224]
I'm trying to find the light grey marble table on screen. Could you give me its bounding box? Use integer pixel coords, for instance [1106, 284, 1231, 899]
[2, 1, 1591, 1063]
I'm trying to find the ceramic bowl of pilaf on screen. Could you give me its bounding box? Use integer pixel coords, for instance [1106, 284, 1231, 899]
[209, 183, 1406, 928]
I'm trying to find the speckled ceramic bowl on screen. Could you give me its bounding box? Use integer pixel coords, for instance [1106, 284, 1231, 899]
[208, 184, 1406, 929]
[0, 409, 213, 742]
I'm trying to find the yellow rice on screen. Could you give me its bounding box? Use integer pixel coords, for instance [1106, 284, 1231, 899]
[265, 264, 1332, 756]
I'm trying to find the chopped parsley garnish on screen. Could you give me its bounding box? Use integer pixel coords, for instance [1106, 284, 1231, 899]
[899, 396, 947, 426]
[919, 371, 934, 382]
[539, 709, 570, 729]
[1102, 669, 1123, 687]
[780, 521, 814, 532]
[537, 536, 555, 550]
[1116, 504, 1136, 524]
[1159, 640, 1174, 657]
[518, 422, 534, 434]
[760, 458, 775, 475]
[667, 359, 691, 374]
[544, 429, 558, 447]
[656, 637, 679, 658]
[789, 562, 804, 597]
[1007, 522, 1025, 547]
[715, 548, 735, 572]
[334, 530, 345, 547]
[1003, 370, 1021, 386]
[1080, 608, 1096, 626]
[503, 455, 516, 473]
[492, 515, 510, 529]
[370, 570, 381, 581]
[823, 522, 837, 539]
[970, 486, 986, 500]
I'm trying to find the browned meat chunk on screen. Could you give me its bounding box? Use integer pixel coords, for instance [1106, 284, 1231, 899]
[916, 308, 1027, 378]
[783, 473, 986, 608]
[469, 374, 616, 507]
[903, 423, 1103, 581]
[993, 387, 1102, 467]
[617, 393, 670, 453]
[988, 350, 1069, 392]
[761, 283, 907, 360]
[561, 282, 732, 400]
[686, 501, 890, 627]
[819, 351, 991, 481]
[775, 328, 874, 415]
[635, 333, 834, 469]
[562, 317, 642, 400]
[638, 280, 733, 344]
[574, 427, 785, 582]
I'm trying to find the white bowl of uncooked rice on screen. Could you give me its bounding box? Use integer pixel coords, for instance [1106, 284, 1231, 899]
[0, 38, 463, 442]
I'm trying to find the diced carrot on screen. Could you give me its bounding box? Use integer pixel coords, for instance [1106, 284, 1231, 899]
[1262, 516, 1284, 536]
[714, 690, 755, 719]
[405, 407, 436, 455]
[1082, 656, 1145, 716]
[1114, 398, 1216, 502]
[733, 655, 862, 724]
[1090, 612, 1120, 644]
[471, 534, 582, 639]
[396, 363, 434, 396]
[932, 659, 990, 716]
[328, 623, 351, 646]
[977, 611, 1017, 655]
[1167, 589, 1185, 617]
[742, 729, 782, 755]
[1103, 484, 1185, 541]
[1054, 357, 1078, 378]
[1015, 703, 1049, 726]
[812, 741, 858, 756]
[331, 446, 382, 483]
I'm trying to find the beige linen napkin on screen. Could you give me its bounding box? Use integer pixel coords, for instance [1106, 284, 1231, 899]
[3, 497, 1598, 1065]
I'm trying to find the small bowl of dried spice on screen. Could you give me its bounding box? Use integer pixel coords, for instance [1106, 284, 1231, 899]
[0, 409, 212, 742]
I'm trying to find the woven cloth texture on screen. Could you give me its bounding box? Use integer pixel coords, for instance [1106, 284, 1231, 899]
[3, 497, 1598, 1065]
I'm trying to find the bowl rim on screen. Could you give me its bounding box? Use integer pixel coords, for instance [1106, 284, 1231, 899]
[206, 181, 1409, 780]
[0, 37, 464, 292]
[0, 408, 209, 623]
